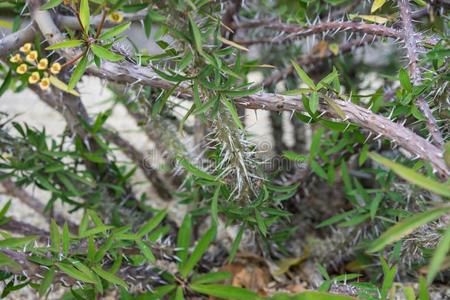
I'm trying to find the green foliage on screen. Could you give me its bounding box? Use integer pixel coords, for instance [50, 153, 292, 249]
[0, 0, 448, 298]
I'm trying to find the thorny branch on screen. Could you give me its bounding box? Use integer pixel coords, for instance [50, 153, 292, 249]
[233, 20, 402, 46]
[22, 0, 449, 177]
[397, 0, 444, 149]
[1, 0, 446, 179]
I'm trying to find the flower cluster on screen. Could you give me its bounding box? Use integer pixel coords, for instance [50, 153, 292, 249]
[9, 43, 62, 91]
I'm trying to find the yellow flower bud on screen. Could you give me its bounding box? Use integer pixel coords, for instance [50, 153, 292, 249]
[39, 77, 51, 90]
[20, 43, 32, 54]
[109, 12, 124, 23]
[38, 58, 49, 70]
[28, 72, 40, 84]
[16, 64, 28, 74]
[26, 50, 38, 63]
[50, 62, 62, 74]
[9, 54, 22, 63]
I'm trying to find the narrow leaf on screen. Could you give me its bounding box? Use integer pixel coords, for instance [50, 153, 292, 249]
[99, 22, 131, 40]
[80, 0, 90, 33]
[190, 284, 259, 300]
[426, 224, 450, 284]
[180, 226, 216, 278]
[91, 44, 124, 62]
[371, 0, 387, 13]
[137, 210, 167, 238]
[93, 266, 127, 289]
[45, 39, 83, 50]
[40, 0, 63, 10]
[38, 267, 55, 297]
[292, 60, 315, 89]
[369, 152, 450, 197]
[367, 206, 450, 252]
[177, 214, 191, 267]
[68, 54, 88, 90]
[188, 14, 203, 54]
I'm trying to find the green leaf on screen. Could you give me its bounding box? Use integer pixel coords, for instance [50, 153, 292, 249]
[50, 219, 60, 253]
[371, 0, 387, 13]
[49, 75, 80, 96]
[0, 200, 11, 220]
[427, 224, 450, 284]
[62, 222, 70, 256]
[310, 127, 324, 159]
[380, 258, 397, 299]
[78, 225, 113, 238]
[367, 205, 450, 252]
[137, 210, 167, 238]
[283, 151, 307, 162]
[222, 99, 244, 130]
[0, 236, 37, 248]
[418, 276, 429, 300]
[68, 54, 88, 91]
[46, 39, 84, 50]
[39, 267, 55, 297]
[255, 212, 267, 236]
[175, 286, 184, 300]
[310, 160, 327, 179]
[179, 158, 217, 181]
[180, 226, 216, 278]
[93, 266, 127, 289]
[399, 68, 413, 92]
[80, 0, 90, 33]
[0, 69, 12, 98]
[291, 60, 315, 89]
[309, 92, 319, 114]
[324, 97, 346, 119]
[40, 0, 63, 10]
[211, 185, 220, 225]
[192, 272, 232, 284]
[190, 284, 259, 300]
[276, 291, 357, 300]
[188, 14, 203, 54]
[0, 252, 21, 271]
[368, 152, 450, 197]
[56, 263, 96, 284]
[136, 240, 156, 263]
[99, 22, 131, 40]
[228, 225, 244, 264]
[91, 44, 124, 62]
[177, 214, 191, 268]
[151, 83, 179, 117]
